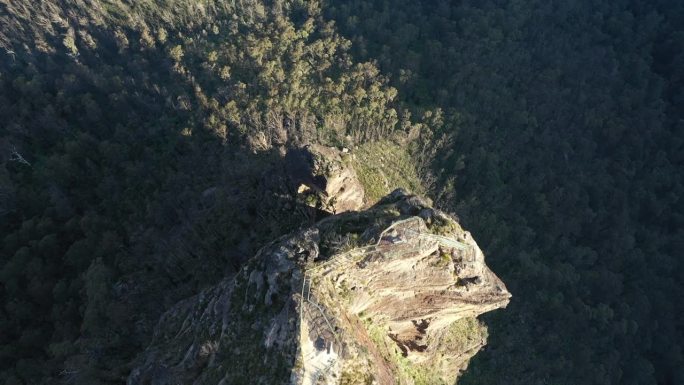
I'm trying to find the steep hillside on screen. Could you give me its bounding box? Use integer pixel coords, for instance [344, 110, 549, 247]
[0, 1, 434, 384]
[326, 0, 684, 384]
[127, 190, 509, 385]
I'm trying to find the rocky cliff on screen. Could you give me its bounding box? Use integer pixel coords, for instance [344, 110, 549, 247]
[286, 144, 366, 214]
[127, 190, 510, 385]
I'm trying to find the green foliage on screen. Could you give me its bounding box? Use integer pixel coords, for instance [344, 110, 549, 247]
[62, 34, 78, 55]
[438, 251, 452, 268]
[351, 140, 425, 204]
[327, 0, 684, 384]
[168, 44, 184, 61]
[1, 0, 682, 384]
[428, 216, 459, 236]
[340, 369, 374, 385]
[360, 316, 446, 385]
[0, 1, 409, 383]
[443, 318, 487, 355]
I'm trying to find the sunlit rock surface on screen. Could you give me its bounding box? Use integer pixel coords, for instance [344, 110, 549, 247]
[285, 144, 365, 213]
[127, 190, 510, 385]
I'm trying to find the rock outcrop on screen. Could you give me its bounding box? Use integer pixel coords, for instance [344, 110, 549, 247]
[127, 190, 510, 385]
[285, 144, 365, 213]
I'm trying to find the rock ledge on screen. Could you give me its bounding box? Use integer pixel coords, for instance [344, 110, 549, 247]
[127, 190, 510, 385]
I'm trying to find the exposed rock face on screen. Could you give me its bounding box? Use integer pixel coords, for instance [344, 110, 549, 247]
[127, 190, 510, 385]
[285, 144, 365, 213]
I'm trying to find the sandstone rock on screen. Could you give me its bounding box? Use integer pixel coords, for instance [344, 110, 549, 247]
[285, 144, 365, 213]
[127, 190, 510, 385]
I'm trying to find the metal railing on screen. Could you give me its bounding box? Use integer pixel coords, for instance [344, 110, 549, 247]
[309, 217, 469, 276]
[297, 216, 470, 383]
[299, 273, 343, 385]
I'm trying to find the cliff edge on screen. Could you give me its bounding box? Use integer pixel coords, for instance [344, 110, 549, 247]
[127, 189, 510, 385]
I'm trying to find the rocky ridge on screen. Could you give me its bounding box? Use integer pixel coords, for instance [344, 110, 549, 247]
[127, 190, 510, 385]
[286, 144, 366, 213]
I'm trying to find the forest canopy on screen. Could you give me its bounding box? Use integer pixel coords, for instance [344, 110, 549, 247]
[326, 0, 684, 383]
[1, 0, 682, 384]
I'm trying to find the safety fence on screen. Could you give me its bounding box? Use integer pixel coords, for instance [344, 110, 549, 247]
[298, 216, 470, 383]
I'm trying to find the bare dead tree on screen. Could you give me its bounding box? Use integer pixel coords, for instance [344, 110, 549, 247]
[267, 109, 287, 145]
[59, 368, 79, 384]
[4, 48, 15, 62]
[9, 146, 30, 166]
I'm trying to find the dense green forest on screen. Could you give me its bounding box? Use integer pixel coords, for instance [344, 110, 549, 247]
[326, 0, 684, 384]
[0, 1, 420, 383]
[1, 0, 682, 384]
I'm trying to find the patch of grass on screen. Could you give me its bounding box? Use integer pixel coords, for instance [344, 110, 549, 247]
[360, 317, 445, 385]
[428, 215, 459, 236]
[442, 317, 488, 354]
[340, 369, 374, 385]
[394, 354, 446, 385]
[358, 315, 486, 385]
[351, 141, 426, 205]
[438, 251, 453, 267]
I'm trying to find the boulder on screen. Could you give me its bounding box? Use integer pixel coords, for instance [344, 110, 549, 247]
[285, 144, 365, 213]
[127, 190, 510, 385]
